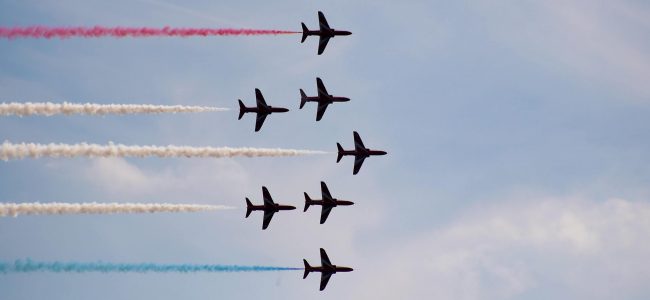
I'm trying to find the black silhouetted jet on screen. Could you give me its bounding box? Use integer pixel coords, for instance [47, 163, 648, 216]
[300, 77, 350, 121]
[337, 131, 387, 175]
[304, 181, 354, 224]
[245, 186, 296, 230]
[238, 89, 289, 132]
[303, 248, 353, 291]
[301, 11, 352, 55]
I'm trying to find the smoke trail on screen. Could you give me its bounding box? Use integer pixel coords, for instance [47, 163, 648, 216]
[0, 141, 327, 161]
[0, 202, 232, 217]
[0, 102, 228, 116]
[0, 26, 299, 39]
[0, 260, 302, 273]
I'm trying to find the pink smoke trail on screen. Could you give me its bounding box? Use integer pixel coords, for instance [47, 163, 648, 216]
[0, 26, 299, 39]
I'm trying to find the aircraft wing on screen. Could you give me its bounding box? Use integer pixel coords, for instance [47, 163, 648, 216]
[316, 77, 329, 97]
[255, 88, 269, 109]
[319, 273, 332, 291]
[255, 113, 268, 132]
[320, 248, 332, 267]
[318, 11, 331, 30]
[262, 210, 275, 230]
[320, 181, 332, 200]
[316, 102, 330, 121]
[320, 206, 333, 224]
[353, 131, 365, 150]
[353, 156, 366, 175]
[262, 186, 275, 206]
[318, 36, 331, 55]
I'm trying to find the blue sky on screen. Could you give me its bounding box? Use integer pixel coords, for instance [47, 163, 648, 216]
[1, 0, 650, 299]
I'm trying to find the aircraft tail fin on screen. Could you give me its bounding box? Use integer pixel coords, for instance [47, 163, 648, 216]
[304, 192, 312, 212]
[303, 259, 311, 279]
[245, 198, 253, 218]
[301, 23, 309, 43]
[336, 143, 344, 163]
[238, 99, 246, 120]
[299, 89, 308, 109]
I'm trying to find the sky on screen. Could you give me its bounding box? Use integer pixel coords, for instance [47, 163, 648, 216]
[1, 0, 650, 299]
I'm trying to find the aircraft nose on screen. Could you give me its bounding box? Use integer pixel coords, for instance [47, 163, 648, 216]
[288, 206, 297, 210]
[343, 31, 352, 36]
[280, 108, 290, 112]
[379, 151, 388, 155]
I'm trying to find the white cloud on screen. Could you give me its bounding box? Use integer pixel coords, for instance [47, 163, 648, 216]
[350, 197, 650, 299]
[76, 157, 250, 203]
[85, 157, 156, 193]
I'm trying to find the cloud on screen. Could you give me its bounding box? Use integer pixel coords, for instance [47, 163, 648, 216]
[350, 196, 650, 299]
[473, 1, 650, 100]
[76, 157, 250, 202]
[83, 158, 156, 194]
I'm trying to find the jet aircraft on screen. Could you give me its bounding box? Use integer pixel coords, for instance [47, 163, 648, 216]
[245, 186, 296, 230]
[301, 11, 352, 55]
[303, 248, 353, 291]
[238, 89, 289, 132]
[304, 181, 354, 224]
[337, 131, 387, 175]
[299, 77, 350, 121]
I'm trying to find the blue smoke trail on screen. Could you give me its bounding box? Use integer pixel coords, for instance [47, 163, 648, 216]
[0, 259, 302, 273]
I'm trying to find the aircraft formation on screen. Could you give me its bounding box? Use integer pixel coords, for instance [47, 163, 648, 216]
[243, 181, 357, 290]
[1, 10, 374, 293]
[238, 77, 349, 130]
[245, 181, 354, 229]
[239, 12, 382, 290]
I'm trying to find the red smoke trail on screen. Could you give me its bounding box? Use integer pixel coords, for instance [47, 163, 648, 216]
[0, 26, 299, 39]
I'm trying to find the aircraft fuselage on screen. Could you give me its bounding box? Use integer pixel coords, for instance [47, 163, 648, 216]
[304, 95, 350, 104]
[248, 204, 296, 213]
[307, 198, 354, 208]
[305, 29, 352, 38]
[306, 265, 354, 275]
[242, 106, 289, 115]
[340, 148, 388, 158]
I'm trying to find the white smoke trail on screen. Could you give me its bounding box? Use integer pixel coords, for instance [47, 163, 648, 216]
[0, 202, 233, 217]
[0, 102, 228, 116]
[0, 141, 328, 161]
